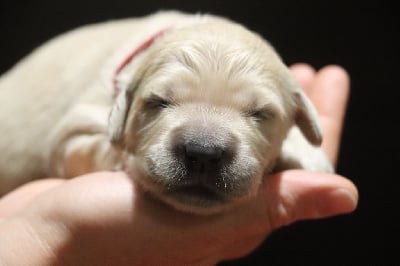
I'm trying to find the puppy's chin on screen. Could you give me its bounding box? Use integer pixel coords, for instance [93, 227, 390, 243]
[136, 176, 259, 215]
[150, 185, 252, 215]
[126, 163, 252, 215]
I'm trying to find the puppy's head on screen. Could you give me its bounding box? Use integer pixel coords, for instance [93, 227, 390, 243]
[109, 21, 322, 214]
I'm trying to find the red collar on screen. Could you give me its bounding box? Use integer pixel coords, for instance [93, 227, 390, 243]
[113, 28, 170, 96]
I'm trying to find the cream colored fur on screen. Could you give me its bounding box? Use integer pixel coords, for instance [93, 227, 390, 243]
[0, 11, 332, 214]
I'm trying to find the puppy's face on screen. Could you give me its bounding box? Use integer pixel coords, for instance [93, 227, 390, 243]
[110, 23, 321, 214]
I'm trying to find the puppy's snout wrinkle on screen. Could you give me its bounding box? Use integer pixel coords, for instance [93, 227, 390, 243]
[184, 141, 224, 174]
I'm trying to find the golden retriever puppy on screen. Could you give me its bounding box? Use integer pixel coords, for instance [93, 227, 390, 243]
[0, 11, 332, 214]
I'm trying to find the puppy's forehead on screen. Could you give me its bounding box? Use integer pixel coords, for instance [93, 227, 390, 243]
[147, 68, 285, 117]
[149, 57, 284, 112]
[142, 23, 295, 113]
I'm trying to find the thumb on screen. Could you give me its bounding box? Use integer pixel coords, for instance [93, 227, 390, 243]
[264, 170, 358, 229]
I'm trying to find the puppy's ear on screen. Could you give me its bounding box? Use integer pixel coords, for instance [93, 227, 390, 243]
[293, 89, 323, 146]
[108, 64, 146, 145]
[108, 87, 134, 145]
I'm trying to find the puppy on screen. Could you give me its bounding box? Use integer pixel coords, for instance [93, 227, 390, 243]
[0, 11, 333, 214]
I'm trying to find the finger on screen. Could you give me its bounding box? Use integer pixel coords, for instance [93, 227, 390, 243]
[265, 170, 358, 229]
[308, 65, 350, 164]
[290, 63, 316, 94]
[0, 179, 65, 218]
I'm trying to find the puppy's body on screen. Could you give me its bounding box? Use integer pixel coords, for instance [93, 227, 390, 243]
[0, 11, 332, 214]
[0, 11, 195, 193]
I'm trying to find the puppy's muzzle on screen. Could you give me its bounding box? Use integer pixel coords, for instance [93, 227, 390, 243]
[167, 125, 238, 205]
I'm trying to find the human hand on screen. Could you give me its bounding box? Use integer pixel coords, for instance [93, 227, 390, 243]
[0, 64, 358, 265]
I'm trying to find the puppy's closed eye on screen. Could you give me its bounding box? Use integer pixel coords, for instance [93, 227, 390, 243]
[144, 94, 173, 110]
[248, 109, 274, 122]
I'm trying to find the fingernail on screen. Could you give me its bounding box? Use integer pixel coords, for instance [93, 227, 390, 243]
[330, 188, 358, 214]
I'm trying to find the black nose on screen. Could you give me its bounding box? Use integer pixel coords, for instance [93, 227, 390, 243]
[184, 142, 224, 174]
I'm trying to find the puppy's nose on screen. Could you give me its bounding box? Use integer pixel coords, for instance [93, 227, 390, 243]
[184, 142, 224, 173]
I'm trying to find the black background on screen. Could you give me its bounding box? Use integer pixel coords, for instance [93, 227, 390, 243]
[0, 0, 395, 265]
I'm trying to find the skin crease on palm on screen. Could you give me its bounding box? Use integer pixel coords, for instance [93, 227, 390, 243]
[0, 64, 358, 265]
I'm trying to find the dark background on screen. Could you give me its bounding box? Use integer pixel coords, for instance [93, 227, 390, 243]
[1, 0, 395, 264]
